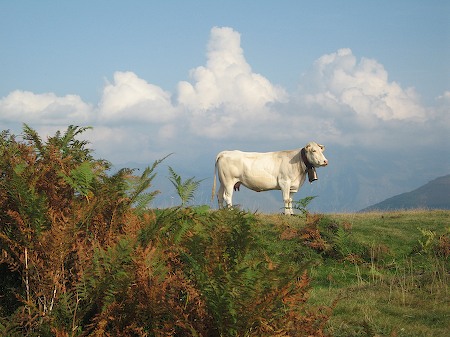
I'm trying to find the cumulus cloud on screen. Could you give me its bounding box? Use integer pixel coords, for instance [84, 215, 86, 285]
[177, 26, 287, 138]
[436, 91, 450, 117]
[98, 71, 177, 123]
[2, 26, 447, 214]
[0, 90, 91, 124]
[431, 90, 450, 134]
[0, 71, 180, 162]
[299, 48, 427, 122]
[1, 27, 447, 165]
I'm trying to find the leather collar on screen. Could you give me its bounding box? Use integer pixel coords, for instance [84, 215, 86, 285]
[301, 147, 314, 169]
[301, 148, 318, 182]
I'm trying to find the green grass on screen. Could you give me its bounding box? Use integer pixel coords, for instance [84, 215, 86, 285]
[332, 210, 449, 255]
[4, 126, 446, 335]
[257, 210, 450, 337]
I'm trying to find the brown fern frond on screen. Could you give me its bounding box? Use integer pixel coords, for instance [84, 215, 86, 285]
[0, 249, 21, 271]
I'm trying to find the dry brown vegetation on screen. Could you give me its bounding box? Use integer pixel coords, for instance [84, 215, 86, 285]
[0, 126, 335, 336]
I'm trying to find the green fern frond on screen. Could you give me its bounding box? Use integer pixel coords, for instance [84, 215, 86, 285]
[126, 155, 170, 213]
[9, 163, 49, 235]
[82, 238, 134, 312]
[292, 195, 317, 216]
[22, 123, 45, 156]
[168, 166, 205, 206]
[59, 161, 95, 199]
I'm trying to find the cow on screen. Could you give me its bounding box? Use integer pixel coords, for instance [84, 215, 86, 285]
[211, 142, 328, 215]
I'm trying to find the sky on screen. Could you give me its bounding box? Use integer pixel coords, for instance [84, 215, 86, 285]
[1, 0, 449, 212]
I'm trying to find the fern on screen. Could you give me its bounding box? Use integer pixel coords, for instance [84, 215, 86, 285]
[417, 227, 437, 255]
[22, 124, 94, 162]
[333, 226, 368, 261]
[180, 209, 282, 335]
[9, 163, 49, 236]
[50, 125, 94, 161]
[292, 195, 317, 216]
[59, 161, 95, 200]
[168, 166, 204, 206]
[51, 289, 82, 334]
[81, 238, 134, 313]
[127, 155, 170, 214]
[0, 126, 337, 335]
[22, 123, 45, 156]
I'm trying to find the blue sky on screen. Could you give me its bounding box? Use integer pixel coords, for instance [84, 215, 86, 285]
[1, 1, 449, 211]
[2, 1, 449, 101]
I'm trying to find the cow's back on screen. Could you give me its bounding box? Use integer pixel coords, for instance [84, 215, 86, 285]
[216, 150, 246, 178]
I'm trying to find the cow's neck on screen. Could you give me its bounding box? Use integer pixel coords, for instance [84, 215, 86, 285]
[300, 148, 313, 169]
[301, 148, 318, 183]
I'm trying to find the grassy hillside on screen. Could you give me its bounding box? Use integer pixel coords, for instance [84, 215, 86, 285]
[1, 126, 448, 336]
[256, 210, 449, 337]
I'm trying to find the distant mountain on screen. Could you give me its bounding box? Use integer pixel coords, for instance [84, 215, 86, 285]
[115, 157, 450, 213]
[360, 174, 450, 212]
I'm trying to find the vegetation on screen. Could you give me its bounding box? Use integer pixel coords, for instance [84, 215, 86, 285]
[1, 125, 448, 336]
[258, 210, 449, 336]
[168, 165, 205, 207]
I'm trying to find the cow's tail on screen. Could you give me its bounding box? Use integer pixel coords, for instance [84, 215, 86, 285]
[211, 155, 218, 202]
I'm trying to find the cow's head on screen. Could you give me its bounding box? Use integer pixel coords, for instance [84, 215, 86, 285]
[305, 142, 328, 167]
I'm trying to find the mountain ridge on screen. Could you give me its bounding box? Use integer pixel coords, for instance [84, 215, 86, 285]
[360, 174, 450, 212]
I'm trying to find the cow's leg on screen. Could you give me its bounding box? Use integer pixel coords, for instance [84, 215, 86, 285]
[284, 197, 294, 215]
[280, 185, 293, 215]
[217, 184, 225, 208]
[223, 184, 234, 209]
[288, 192, 295, 215]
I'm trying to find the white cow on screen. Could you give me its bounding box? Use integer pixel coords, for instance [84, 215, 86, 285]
[212, 142, 328, 215]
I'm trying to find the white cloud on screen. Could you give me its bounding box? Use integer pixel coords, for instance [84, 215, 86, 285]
[1, 29, 447, 166]
[157, 123, 177, 141]
[177, 26, 287, 138]
[436, 91, 450, 119]
[430, 90, 450, 136]
[1, 26, 448, 213]
[98, 71, 177, 123]
[300, 48, 427, 122]
[84, 125, 170, 164]
[0, 90, 91, 124]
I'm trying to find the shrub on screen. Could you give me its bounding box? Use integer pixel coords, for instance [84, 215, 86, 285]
[0, 126, 335, 336]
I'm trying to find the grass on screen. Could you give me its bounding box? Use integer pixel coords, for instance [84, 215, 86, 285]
[257, 210, 450, 337]
[3, 126, 446, 336]
[332, 210, 449, 255]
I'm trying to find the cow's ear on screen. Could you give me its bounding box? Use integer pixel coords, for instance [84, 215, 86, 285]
[305, 143, 312, 151]
[319, 144, 325, 151]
